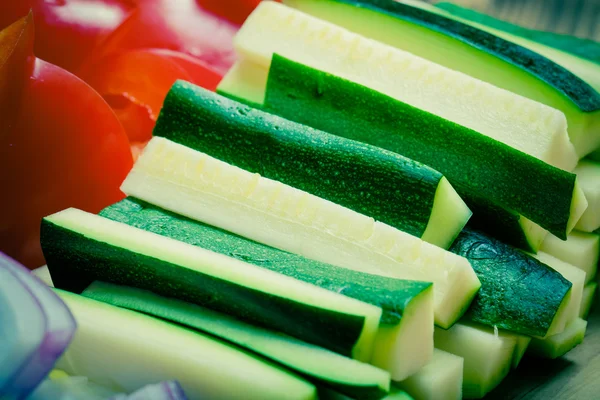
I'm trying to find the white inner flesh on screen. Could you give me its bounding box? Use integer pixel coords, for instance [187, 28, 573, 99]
[534, 252, 586, 325]
[518, 216, 549, 253]
[233, 2, 577, 171]
[434, 322, 516, 399]
[541, 231, 599, 283]
[580, 282, 597, 319]
[371, 288, 434, 381]
[574, 160, 600, 232]
[528, 318, 587, 359]
[567, 181, 589, 235]
[55, 291, 317, 400]
[510, 335, 532, 369]
[46, 208, 382, 363]
[397, 349, 463, 400]
[122, 137, 478, 329]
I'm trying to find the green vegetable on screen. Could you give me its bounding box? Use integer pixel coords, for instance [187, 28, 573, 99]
[82, 282, 391, 400]
[100, 198, 435, 380]
[41, 208, 382, 362]
[396, 349, 463, 400]
[233, 54, 585, 244]
[282, 0, 600, 158]
[573, 160, 600, 232]
[541, 231, 599, 283]
[121, 137, 478, 332]
[54, 290, 317, 400]
[580, 282, 597, 319]
[227, 1, 578, 170]
[528, 318, 587, 359]
[450, 229, 572, 337]
[153, 81, 470, 249]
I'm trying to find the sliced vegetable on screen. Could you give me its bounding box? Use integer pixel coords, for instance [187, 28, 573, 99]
[54, 290, 317, 400]
[230, 54, 585, 245]
[321, 387, 413, 400]
[0, 253, 76, 398]
[580, 282, 597, 319]
[540, 231, 599, 283]
[0, 257, 45, 396]
[225, 2, 578, 171]
[528, 318, 587, 359]
[533, 252, 586, 325]
[121, 137, 478, 329]
[155, 81, 470, 249]
[112, 381, 188, 400]
[100, 198, 434, 380]
[28, 371, 120, 400]
[282, 0, 600, 158]
[511, 335, 533, 369]
[396, 349, 463, 400]
[42, 208, 381, 361]
[573, 160, 600, 232]
[434, 321, 518, 399]
[83, 282, 391, 399]
[450, 229, 572, 337]
[0, 14, 133, 269]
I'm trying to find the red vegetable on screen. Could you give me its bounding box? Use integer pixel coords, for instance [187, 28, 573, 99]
[197, 0, 263, 25]
[83, 48, 222, 143]
[0, 15, 133, 268]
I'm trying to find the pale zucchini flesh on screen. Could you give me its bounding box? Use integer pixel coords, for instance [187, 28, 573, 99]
[122, 137, 479, 329]
[574, 160, 600, 232]
[580, 282, 597, 319]
[81, 282, 391, 399]
[232, 2, 578, 171]
[282, 0, 599, 159]
[540, 231, 600, 283]
[528, 318, 587, 359]
[396, 349, 463, 400]
[533, 252, 586, 325]
[42, 208, 381, 362]
[55, 291, 317, 400]
[434, 322, 517, 399]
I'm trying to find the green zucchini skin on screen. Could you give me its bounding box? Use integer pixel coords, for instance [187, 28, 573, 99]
[100, 198, 432, 326]
[82, 282, 390, 400]
[41, 218, 365, 358]
[153, 80, 444, 240]
[435, 2, 600, 65]
[450, 229, 572, 337]
[299, 0, 599, 112]
[260, 55, 576, 241]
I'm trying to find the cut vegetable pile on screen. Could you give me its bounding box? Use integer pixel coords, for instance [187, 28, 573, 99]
[3, 1, 600, 399]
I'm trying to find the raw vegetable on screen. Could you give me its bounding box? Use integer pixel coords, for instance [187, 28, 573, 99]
[396, 349, 463, 400]
[231, 54, 585, 245]
[540, 231, 599, 283]
[450, 229, 572, 337]
[321, 387, 413, 400]
[112, 381, 188, 400]
[54, 290, 317, 400]
[282, 0, 600, 157]
[581, 282, 597, 319]
[42, 208, 382, 361]
[434, 321, 520, 399]
[122, 137, 478, 329]
[0, 257, 46, 396]
[0, 14, 133, 269]
[528, 318, 587, 359]
[573, 160, 600, 232]
[224, 2, 578, 171]
[100, 198, 435, 380]
[533, 252, 586, 325]
[28, 371, 119, 400]
[0, 253, 76, 398]
[154, 81, 471, 249]
[82, 281, 391, 399]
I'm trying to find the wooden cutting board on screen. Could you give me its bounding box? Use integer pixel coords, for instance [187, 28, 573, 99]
[486, 301, 600, 399]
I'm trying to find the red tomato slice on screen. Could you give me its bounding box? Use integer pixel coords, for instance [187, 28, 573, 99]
[196, 0, 263, 25]
[83, 48, 222, 142]
[0, 15, 133, 268]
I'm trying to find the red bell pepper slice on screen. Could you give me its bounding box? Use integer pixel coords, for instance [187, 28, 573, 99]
[0, 14, 133, 269]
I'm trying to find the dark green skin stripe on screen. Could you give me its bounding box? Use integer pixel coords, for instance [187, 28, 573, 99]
[262, 55, 576, 240]
[82, 282, 388, 400]
[451, 229, 571, 337]
[100, 198, 432, 326]
[154, 80, 444, 239]
[320, 0, 600, 111]
[436, 2, 600, 65]
[40, 219, 365, 357]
